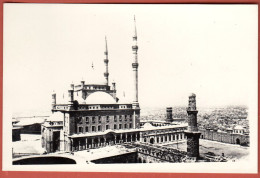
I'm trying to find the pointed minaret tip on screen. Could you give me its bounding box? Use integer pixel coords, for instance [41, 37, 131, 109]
[105, 36, 108, 54]
[133, 15, 137, 40]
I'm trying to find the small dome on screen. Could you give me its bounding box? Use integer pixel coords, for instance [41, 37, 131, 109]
[142, 123, 155, 129]
[85, 91, 116, 104]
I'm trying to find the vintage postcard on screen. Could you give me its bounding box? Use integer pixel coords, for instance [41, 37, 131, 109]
[2, 3, 258, 173]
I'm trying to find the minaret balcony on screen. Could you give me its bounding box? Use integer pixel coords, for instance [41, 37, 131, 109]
[104, 72, 109, 77]
[104, 59, 109, 63]
[132, 63, 139, 68]
[104, 51, 108, 55]
[132, 45, 138, 51]
[187, 107, 198, 112]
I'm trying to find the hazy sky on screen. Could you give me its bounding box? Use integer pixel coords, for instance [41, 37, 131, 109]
[3, 4, 258, 113]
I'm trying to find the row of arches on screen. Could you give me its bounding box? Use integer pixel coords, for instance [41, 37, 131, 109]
[68, 132, 140, 151]
[142, 133, 186, 144]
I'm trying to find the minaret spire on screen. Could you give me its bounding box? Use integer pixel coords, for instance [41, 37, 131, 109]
[104, 36, 109, 85]
[105, 36, 108, 52]
[132, 15, 139, 108]
[133, 15, 137, 41]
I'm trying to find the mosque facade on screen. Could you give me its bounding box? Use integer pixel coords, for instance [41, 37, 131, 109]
[41, 17, 189, 156]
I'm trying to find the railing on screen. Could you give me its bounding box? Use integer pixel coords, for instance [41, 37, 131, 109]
[122, 142, 188, 163]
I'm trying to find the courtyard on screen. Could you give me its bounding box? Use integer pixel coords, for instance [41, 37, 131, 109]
[162, 139, 250, 161]
[12, 134, 250, 162]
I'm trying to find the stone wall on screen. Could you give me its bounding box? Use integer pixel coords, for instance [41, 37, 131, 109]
[200, 129, 249, 145]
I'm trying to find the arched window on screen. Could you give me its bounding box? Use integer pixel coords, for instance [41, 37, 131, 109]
[78, 127, 83, 133]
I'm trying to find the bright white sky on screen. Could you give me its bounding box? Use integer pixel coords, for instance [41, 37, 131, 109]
[3, 4, 258, 113]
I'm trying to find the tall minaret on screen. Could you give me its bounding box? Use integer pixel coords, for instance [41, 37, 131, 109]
[185, 93, 201, 160]
[104, 36, 109, 86]
[166, 107, 173, 122]
[132, 16, 139, 108]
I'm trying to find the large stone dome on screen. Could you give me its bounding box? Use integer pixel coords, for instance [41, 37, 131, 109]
[85, 91, 116, 104]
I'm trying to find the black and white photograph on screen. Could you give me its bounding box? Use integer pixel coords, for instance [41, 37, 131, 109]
[3, 4, 258, 173]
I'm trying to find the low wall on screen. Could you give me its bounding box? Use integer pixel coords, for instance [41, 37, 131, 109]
[199, 129, 249, 146]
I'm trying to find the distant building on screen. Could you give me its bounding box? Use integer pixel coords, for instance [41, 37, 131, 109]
[13, 117, 46, 134]
[200, 125, 249, 145]
[233, 125, 244, 134]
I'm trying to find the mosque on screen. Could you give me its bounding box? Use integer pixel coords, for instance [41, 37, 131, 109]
[41, 17, 199, 159]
